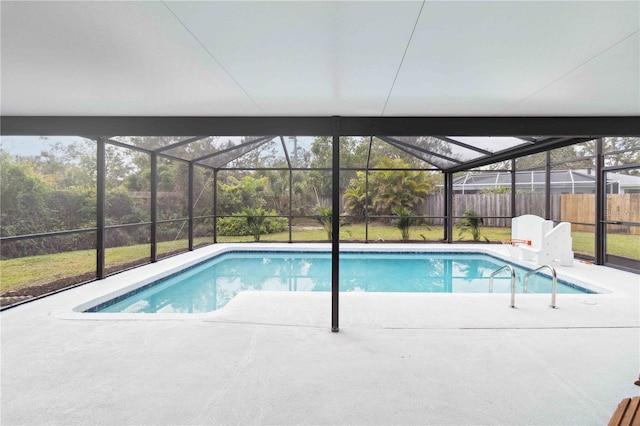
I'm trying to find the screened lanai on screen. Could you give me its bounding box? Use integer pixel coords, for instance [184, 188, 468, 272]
[3, 2, 640, 424]
[1, 116, 639, 313]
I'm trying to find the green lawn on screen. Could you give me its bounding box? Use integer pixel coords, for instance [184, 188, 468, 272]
[1, 226, 637, 295]
[0, 238, 211, 294]
[217, 223, 514, 243]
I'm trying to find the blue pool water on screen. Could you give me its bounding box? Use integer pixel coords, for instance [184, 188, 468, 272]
[92, 251, 590, 314]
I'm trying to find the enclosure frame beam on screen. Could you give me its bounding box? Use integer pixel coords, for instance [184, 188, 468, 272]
[444, 172, 454, 242]
[377, 135, 464, 165]
[5, 116, 638, 138]
[332, 123, 340, 332]
[192, 135, 276, 163]
[96, 138, 106, 279]
[188, 162, 194, 251]
[150, 152, 158, 262]
[279, 136, 293, 243]
[365, 136, 373, 243]
[156, 136, 208, 153]
[213, 170, 218, 244]
[545, 151, 551, 220]
[595, 138, 605, 265]
[511, 159, 517, 218]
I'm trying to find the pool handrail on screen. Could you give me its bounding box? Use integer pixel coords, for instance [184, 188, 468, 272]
[523, 264, 558, 309]
[489, 264, 517, 308]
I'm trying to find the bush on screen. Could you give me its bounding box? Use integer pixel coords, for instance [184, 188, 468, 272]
[457, 210, 488, 242]
[217, 210, 287, 237]
[391, 206, 414, 242]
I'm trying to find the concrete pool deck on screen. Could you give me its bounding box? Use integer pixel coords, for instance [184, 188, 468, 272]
[1, 243, 639, 425]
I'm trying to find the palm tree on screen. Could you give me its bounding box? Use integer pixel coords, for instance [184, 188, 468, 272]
[344, 157, 434, 217]
[391, 206, 414, 241]
[315, 206, 333, 240]
[243, 207, 268, 241]
[457, 210, 487, 242]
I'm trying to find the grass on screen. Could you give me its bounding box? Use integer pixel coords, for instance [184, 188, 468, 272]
[606, 233, 640, 258]
[0, 238, 212, 294]
[1, 225, 637, 295]
[217, 223, 514, 243]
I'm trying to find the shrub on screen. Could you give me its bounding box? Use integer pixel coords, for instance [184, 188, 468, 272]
[391, 206, 414, 242]
[217, 209, 287, 238]
[315, 206, 333, 240]
[457, 210, 488, 242]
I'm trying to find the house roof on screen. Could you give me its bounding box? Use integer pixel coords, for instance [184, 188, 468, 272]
[451, 169, 640, 189]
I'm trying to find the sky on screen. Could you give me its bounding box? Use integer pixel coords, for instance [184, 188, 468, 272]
[0, 136, 88, 157]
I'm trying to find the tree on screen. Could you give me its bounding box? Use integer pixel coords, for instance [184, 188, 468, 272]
[578, 137, 640, 173]
[0, 149, 98, 257]
[242, 207, 268, 242]
[306, 136, 367, 199]
[481, 186, 510, 194]
[315, 206, 333, 241]
[391, 206, 414, 242]
[217, 175, 268, 215]
[344, 157, 437, 217]
[228, 138, 281, 169]
[343, 172, 368, 218]
[489, 138, 640, 173]
[370, 136, 453, 169]
[486, 142, 587, 171]
[0, 154, 52, 236]
[457, 211, 488, 242]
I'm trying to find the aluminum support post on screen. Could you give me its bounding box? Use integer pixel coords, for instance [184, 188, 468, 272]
[595, 138, 605, 265]
[151, 152, 158, 262]
[511, 159, 517, 217]
[188, 162, 194, 251]
[96, 138, 105, 279]
[444, 172, 454, 242]
[213, 170, 218, 243]
[289, 169, 293, 243]
[545, 151, 551, 220]
[365, 137, 373, 242]
[331, 130, 340, 332]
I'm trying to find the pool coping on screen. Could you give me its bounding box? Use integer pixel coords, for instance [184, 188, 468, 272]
[52, 243, 632, 322]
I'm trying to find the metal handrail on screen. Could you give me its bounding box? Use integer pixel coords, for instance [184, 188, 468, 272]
[489, 265, 517, 308]
[523, 265, 558, 309]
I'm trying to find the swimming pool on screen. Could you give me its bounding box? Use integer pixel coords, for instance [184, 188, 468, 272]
[89, 251, 592, 314]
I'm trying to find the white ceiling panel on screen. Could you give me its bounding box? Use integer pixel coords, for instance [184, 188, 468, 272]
[1, 1, 638, 117]
[164, 1, 422, 116]
[508, 33, 640, 116]
[0, 1, 261, 115]
[384, 1, 640, 116]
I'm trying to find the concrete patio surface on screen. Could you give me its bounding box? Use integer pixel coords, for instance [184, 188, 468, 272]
[2, 244, 639, 425]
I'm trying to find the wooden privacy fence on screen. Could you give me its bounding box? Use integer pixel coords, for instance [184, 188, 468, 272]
[562, 194, 640, 235]
[419, 193, 638, 234]
[127, 191, 638, 234]
[420, 194, 554, 227]
[561, 194, 594, 232]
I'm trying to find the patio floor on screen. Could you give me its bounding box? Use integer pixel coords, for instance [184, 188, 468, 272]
[2, 244, 639, 425]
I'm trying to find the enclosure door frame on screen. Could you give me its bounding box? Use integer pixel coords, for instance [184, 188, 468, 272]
[600, 163, 640, 272]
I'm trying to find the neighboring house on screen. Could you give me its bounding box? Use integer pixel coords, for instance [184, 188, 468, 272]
[450, 170, 640, 194]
